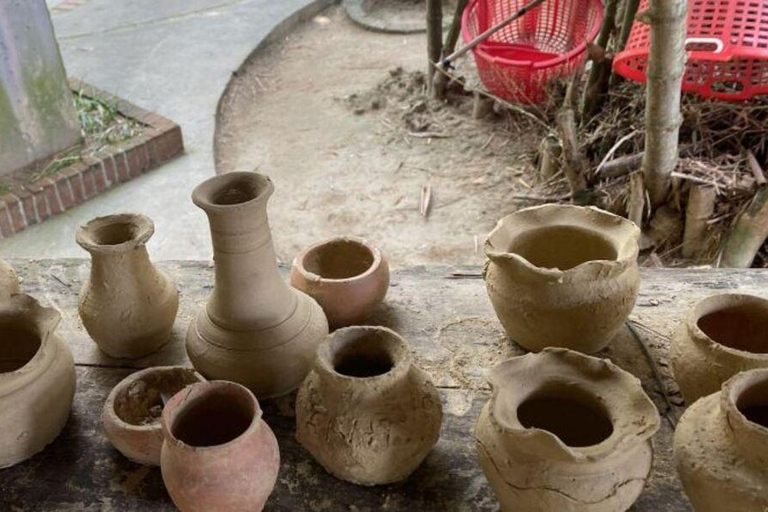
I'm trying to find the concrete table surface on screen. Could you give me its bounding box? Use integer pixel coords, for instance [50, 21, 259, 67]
[3, 260, 759, 510]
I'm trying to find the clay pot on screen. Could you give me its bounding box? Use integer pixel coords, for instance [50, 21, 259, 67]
[674, 368, 768, 511]
[160, 380, 279, 512]
[101, 366, 205, 466]
[476, 348, 659, 512]
[670, 293, 768, 404]
[484, 204, 640, 353]
[77, 213, 179, 358]
[0, 294, 76, 468]
[290, 236, 389, 328]
[187, 172, 329, 398]
[296, 326, 442, 485]
[0, 258, 19, 301]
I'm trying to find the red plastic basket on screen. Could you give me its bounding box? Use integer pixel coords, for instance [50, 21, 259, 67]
[461, 0, 604, 104]
[614, 0, 768, 101]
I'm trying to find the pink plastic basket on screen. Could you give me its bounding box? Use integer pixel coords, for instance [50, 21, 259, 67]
[461, 0, 604, 104]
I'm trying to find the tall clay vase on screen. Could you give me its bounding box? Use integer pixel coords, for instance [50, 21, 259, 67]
[0, 294, 76, 468]
[160, 381, 279, 511]
[674, 369, 768, 511]
[187, 172, 329, 398]
[484, 205, 640, 353]
[476, 348, 660, 512]
[296, 326, 442, 485]
[77, 213, 179, 358]
[670, 293, 768, 404]
[0, 258, 19, 301]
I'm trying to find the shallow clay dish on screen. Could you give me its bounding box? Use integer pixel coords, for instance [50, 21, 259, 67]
[101, 366, 204, 466]
[291, 237, 389, 328]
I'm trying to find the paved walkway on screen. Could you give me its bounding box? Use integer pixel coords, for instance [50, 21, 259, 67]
[3, 0, 324, 259]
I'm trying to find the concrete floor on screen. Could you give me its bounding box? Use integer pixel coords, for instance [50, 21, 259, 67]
[2, 0, 326, 260]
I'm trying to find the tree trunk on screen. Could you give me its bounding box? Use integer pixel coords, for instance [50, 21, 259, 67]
[640, 0, 687, 206]
[427, 0, 443, 89]
[682, 185, 715, 259]
[617, 0, 642, 51]
[582, 0, 619, 116]
[720, 186, 768, 268]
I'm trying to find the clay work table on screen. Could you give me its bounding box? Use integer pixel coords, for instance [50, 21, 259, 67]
[4, 259, 760, 511]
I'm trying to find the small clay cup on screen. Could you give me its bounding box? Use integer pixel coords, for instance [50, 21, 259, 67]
[101, 366, 205, 466]
[160, 380, 280, 512]
[290, 237, 389, 328]
[670, 293, 768, 403]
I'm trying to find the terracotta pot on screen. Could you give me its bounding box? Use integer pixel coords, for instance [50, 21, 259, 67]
[484, 204, 640, 353]
[187, 172, 329, 398]
[101, 366, 205, 466]
[0, 294, 76, 468]
[674, 368, 768, 511]
[77, 213, 179, 359]
[670, 293, 768, 404]
[296, 326, 442, 485]
[160, 380, 279, 512]
[0, 258, 19, 301]
[290, 236, 389, 328]
[476, 348, 659, 512]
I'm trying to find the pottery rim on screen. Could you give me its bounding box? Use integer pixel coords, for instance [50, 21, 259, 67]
[316, 326, 410, 383]
[484, 204, 640, 279]
[485, 348, 659, 462]
[76, 213, 154, 253]
[722, 368, 768, 457]
[292, 236, 383, 284]
[191, 171, 274, 213]
[686, 293, 768, 361]
[161, 380, 263, 453]
[0, 295, 61, 395]
[104, 366, 204, 433]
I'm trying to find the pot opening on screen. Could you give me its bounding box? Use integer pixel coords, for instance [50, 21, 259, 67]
[698, 302, 768, 354]
[115, 369, 200, 426]
[0, 324, 41, 373]
[507, 225, 618, 270]
[91, 221, 139, 246]
[735, 379, 768, 429]
[172, 387, 255, 447]
[517, 386, 613, 447]
[211, 176, 267, 206]
[304, 239, 374, 279]
[332, 331, 396, 377]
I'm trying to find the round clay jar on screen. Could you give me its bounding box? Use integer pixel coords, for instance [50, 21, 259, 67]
[674, 368, 768, 511]
[484, 204, 640, 354]
[295, 326, 442, 485]
[0, 258, 19, 301]
[670, 293, 768, 404]
[160, 380, 280, 512]
[0, 295, 76, 468]
[476, 348, 660, 512]
[101, 366, 205, 466]
[290, 237, 389, 328]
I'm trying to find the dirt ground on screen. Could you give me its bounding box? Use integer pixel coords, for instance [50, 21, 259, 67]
[215, 6, 540, 267]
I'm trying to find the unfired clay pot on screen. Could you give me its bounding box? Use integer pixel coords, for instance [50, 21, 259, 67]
[674, 368, 768, 511]
[290, 236, 389, 328]
[476, 348, 659, 511]
[296, 326, 442, 485]
[186, 172, 329, 398]
[160, 380, 279, 512]
[0, 294, 76, 468]
[484, 204, 640, 353]
[0, 258, 19, 301]
[77, 213, 179, 358]
[101, 366, 205, 466]
[670, 293, 768, 404]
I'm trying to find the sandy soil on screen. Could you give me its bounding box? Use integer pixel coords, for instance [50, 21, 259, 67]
[216, 6, 540, 267]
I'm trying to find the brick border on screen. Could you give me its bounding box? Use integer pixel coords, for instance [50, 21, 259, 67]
[0, 78, 184, 239]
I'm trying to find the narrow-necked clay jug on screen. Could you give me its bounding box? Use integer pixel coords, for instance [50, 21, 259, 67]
[161, 380, 279, 511]
[77, 213, 179, 359]
[296, 326, 442, 485]
[0, 294, 76, 468]
[476, 348, 659, 511]
[186, 172, 329, 398]
[484, 204, 640, 353]
[670, 293, 768, 403]
[0, 258, 19, 301]
[674, 368, 768, 511]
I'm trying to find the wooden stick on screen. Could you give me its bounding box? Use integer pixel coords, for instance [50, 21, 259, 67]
[582, 0, 619, 116]
[472, 91, 494, 119]
[442, 0, 470, 59]
[427, 0, 443, 85]
[720, 185, 768, 267]
[628, 171, 645, 226]
[556, 74, 588, 201]
[682, 185, 716, 259]
[747, 150, 767, 186]
[616, 0, 641, 51]
[538, 135, 562, 180]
